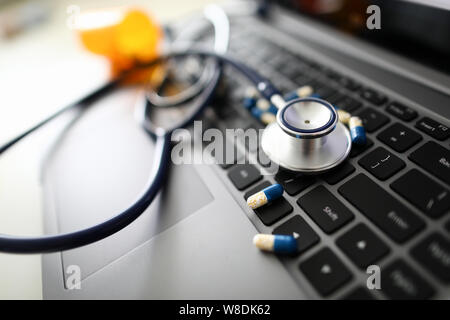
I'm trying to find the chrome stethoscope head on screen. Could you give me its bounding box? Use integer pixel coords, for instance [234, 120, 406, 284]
[261, 97, 352, 173]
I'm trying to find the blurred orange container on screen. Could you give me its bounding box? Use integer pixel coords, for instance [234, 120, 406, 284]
[73, 7, 163, 77]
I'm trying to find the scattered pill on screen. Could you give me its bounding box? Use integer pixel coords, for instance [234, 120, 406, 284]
[337, 108, 351, 125]
[296, 85, 313, 98]
[261, 112, 277, 125]
[284, 91, 298, 101]
[256, 98, 270, 111]
[245, 86, 259, 99]
[253, 234, 297, 254]
[243, 97, 256, 109]
[247, 183, 283, 209]
[251, 107, 263, 119]
[349, 116, 367, 145]
[268, 104, 278, 115]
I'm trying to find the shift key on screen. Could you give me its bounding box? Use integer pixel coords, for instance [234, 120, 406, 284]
[409, 141, 450, 185]
[339, 174, 425, 243]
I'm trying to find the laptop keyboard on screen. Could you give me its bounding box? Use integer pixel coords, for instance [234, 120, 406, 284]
[202, 23, 450, 299]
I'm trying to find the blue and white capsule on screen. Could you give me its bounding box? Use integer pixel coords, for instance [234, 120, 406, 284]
[260, 112, 276, 125]
[349, 116, 367, 145]
[336, 108, 351, 125]
[253, 234, 297, 254]
[243, 97, 257, 109]
[251, 108, 276, 125]
[268, 104, 278, 115]
[297, 85, 313, 98]
[247, 183, 283, 209]
[284, 85, 314, 101]
[245, 87, 259, 99]
[256, 98, 270, 111]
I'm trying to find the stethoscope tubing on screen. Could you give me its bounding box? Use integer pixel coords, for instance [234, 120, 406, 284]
[0, 44, 283, 253]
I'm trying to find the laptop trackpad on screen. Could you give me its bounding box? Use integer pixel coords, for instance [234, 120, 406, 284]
[42, 90, 213, 283]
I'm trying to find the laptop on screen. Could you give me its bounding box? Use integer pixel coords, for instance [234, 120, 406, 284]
[41, 0, 450, 299]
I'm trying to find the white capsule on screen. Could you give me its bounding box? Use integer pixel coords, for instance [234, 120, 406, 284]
[260, 112, 276, 125]
[245, 86, 259, 99]
[337, 109, 351, 125]
[256, 98, 270, 111]
[296, 85, 313, 98]
[247, 191, 268, 209]
[253, 234, 275, 251]
[349, 116, 363, 127]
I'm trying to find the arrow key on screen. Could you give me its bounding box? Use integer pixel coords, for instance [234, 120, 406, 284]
[336, 223, 390, 269]
[300, 247, 353, 297]
[273, 215, 320, 255]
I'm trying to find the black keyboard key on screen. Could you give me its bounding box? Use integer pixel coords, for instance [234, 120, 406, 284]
[254, 197, 293, 226]
[336, 223, 389, 269]
[415, 117, 450, 141]
[322, 162, 355, 185]
[360, 88, 387, 106]
[299, 247, 352, 297]
[279, 63, 304, 79]
[298, 186, 354, 234]
[349, 137, 374, 158]
[337, 77, 361, 91]
[228, 164, 262, 190]
[445, 220, 450, 234]
[243, 181, 271, 200]
[275, 171, 316, 196]
[307, 61, 325, 72]
[391, 169, 450, 218]
[339, 174, 425, 243]
[342, 287, 375, 300]
[357, 108, 390, 133]
[409, 141, 450, 185]
[386, 102, 418, 122]
[377, 123, 422, 153]
[295, 75, 313, 87]
[334, 95, 362, 113]
[359, 147, 406, 180]
[273, 215, 320, 254]
[382, 260, 435, 300]
[327, 92, 345, 105]
[315, 85, 337, 100]
[324, 69, 341, 80]
[411, 233, 450, 283]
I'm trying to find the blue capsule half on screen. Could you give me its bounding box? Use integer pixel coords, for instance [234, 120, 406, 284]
[251, 107, 263, 119]
[273, 235, 298, 254]
[349, 116, 367, 146]
[243, 97, 256, 109]
[284, 92, 299, 101]
[268, 104, 278, 115]
[264, 183, 283, 201]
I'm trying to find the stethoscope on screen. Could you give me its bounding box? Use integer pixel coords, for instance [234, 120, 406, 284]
[0, 5, 351, 253]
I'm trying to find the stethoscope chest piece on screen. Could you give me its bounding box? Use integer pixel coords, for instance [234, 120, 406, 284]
[261, 98, 351, 173]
